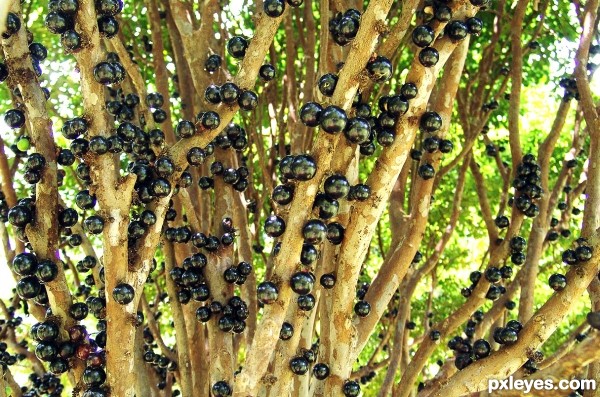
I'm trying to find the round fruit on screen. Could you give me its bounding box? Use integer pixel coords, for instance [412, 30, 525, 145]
[300, 102, 323, 127]
[419, 47, 439, 67]
[112, 283, 135, 305]
[264, 215, 286, 237]
[418, 163, 435, 180]
[205, 54, 222, 72]
[446, 21, 468, 41]
[212, 381, 232, 397]
[17, 276, 42, 299]
[257, 281, 278, 304]
[326, 222, 345, 245]
[366, 56, 393, 82]
[324, 174, 350, 199]
[549, 274, 567, 291]
[291, 155, 317, 180]
[313, 363, 330, 379]
[302, 219, 327, 244]
[342, 380, 361, 396]
[272, 184, 294, 205]
[354, 300, 371, 317]
[419, 111, 442, 132]
[264, 0, 285, 17]
[4, 109, 25, 128]
[259, 64, 276, 80]
[320, 273, 336, 289]
[297, 293, 316, 310]
[318, 73, 338, 97]
[227, 36, 249, 59]
[344, 117, 371, 144]
[412, 25, 435, 47]
[320, 105, 348, 134]
[280, 322, 294, 340]
[290, 356, 309, 375]
[290, 272, 314, 295]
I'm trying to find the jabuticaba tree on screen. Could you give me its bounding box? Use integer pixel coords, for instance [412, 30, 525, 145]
[0, 0, 598, 396]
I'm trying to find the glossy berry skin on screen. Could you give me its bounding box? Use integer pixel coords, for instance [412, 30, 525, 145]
[412, 25, 435, 47]
[354, 300, 371, 317]
[212, 381, 232, 397]
[280, 322, 294, 340]
[312, 363, 330, 379]
[12, 252, 38, 276]
[302, 219, 327, 244]
[146, 92, 164, 108]
[326, 222, 345, 245]
[344, 117, 371, 144]
[264, 0, 285, 17]
[272, 184, 294, 205]
[220, 82, 240, 104]
[320, 274, 336, 289]
[4, 109, 25, 129]
[227, 36, 249, 59]
[435, 5, 452, 21]
[549, 274, 567, 291]
[485, 267, 502, 283]
[17, 276, 42, 299]
[264, 215, 286, 237]
[257, 281, 279, 304]
[69, 302, 89, 320]
[499, 328, 518, 344]
[83, 366, 106, 387]
[318, 73, 338, 97]
[98, 16, 119, 38]
[500, 265, 513, 279]
[60, 29, 82, 51]
[290, 272, 314, 295]
[96, 0, 124, 16]
[93, 62, 116, 85]
[8, 205, 33, 227]
[420, 111, 442, 132]
[455, 354, 473, 370]
[418, 163, 435, 180]
[45, 11, 73, 34]
[238, 90, 258, 111]
[291, 155, 317, 180]
[205, 54, 222, 72]
[3, 12, 21, 38]
[290, 356, 309, 375]
[300, 102, 323, 127]
[387, 95, 409, 117]
[419, 47, 439, 67]
[35, 341, 58, 361]
[36, 259, 59, 282]
[423, 136, 440, 153]
[400, 82, 418, 99]
[495, 215, 509, 229]
[466, 17, 483, 35]
[196, 306, 211, 322]
[112, 283, 135, 305]
[297, 294, 316, 311]
[300, 243, 319, 264]
[366, 56, 393, 82]
[446, 21, 469, 41]
[473, 339, 491, 358]
[324, 174, 350, 199]
[576, 245, 593, 261]
[49, 358, 69, 374]
[343, 380, 361, 397]
[259, 63, 276, 81]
